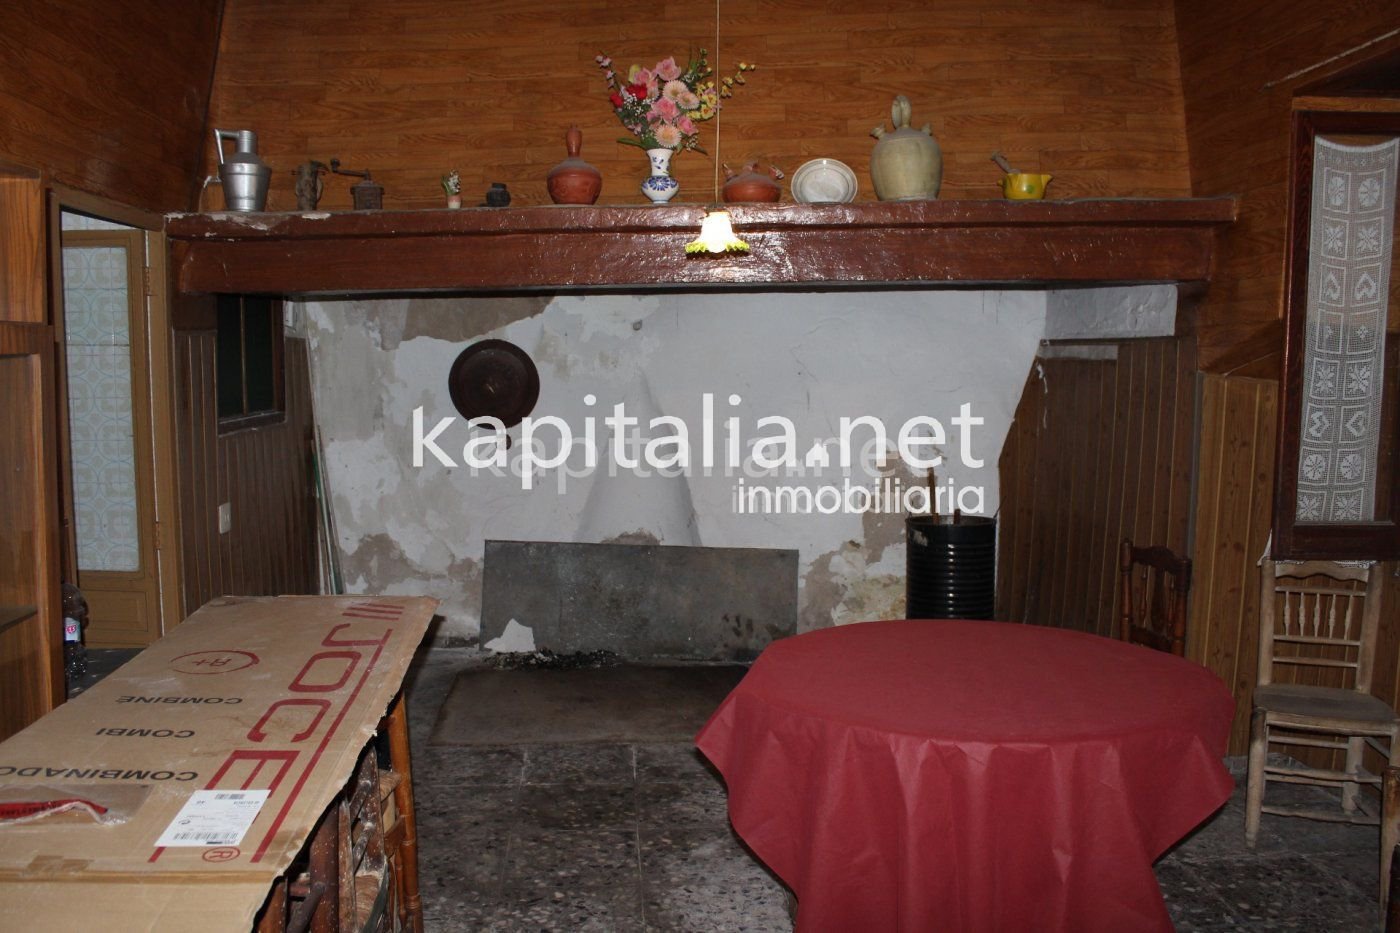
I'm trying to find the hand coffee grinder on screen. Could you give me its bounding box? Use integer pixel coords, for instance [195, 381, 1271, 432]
[210, 129, 272, 211]
[330, 158, 384, 210]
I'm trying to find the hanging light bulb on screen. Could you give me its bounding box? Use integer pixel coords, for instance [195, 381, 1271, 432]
[686, 210, 748, 254]
[684, 0, 750, 257]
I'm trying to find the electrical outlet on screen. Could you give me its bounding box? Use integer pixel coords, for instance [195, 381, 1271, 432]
[218, 502, 232, 535]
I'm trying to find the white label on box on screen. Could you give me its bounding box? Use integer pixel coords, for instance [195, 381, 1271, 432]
[155, 789, 270, 847]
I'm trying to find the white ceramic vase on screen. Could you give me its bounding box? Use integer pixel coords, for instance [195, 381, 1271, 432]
[641, 147, 680, 205]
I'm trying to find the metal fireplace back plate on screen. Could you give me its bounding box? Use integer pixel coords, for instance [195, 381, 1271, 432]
[480, 540, 798, 661]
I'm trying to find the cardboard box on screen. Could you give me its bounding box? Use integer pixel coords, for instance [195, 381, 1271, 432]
[0, 595, 435, 931]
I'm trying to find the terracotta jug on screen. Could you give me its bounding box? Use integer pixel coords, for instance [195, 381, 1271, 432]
[869, 96, 942, 201]
[722, 162, 783, 203]
[547, 126, 603, 205]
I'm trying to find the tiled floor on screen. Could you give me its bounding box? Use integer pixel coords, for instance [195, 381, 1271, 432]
[66, 646, 140, 697]
[1160, 772, 1382, 932]
[402, 650, 791, 932]
[410, 742, 789, 931]
[403, 649, 1387, 932]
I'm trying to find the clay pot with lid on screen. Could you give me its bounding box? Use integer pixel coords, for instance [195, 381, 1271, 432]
[547, 126, 603, 205]
[721, 162, 784, 203]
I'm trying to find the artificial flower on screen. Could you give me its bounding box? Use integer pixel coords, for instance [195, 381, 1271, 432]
[649, 97, 680, 122]
[597, 49, 755, 151]
[655, 56, 681, 81]
[653, 124, 682, 148]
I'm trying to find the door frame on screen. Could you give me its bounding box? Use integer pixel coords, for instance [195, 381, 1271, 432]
[47, 186, 184, 640]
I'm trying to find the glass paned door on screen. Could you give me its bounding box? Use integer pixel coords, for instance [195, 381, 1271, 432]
[63, 244, 140, 572]
[59, 222, 161, 647]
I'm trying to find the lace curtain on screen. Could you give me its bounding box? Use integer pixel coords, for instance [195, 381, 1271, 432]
[1296, 136, 1397, 524]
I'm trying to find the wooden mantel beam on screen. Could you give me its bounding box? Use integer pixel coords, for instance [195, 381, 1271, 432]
[165, 198, 1237, 297]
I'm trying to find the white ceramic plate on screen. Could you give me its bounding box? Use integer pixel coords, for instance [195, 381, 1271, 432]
[791, 159, 858, 204]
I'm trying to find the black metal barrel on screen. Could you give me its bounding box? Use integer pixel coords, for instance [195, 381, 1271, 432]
[905, 515, 996, 620]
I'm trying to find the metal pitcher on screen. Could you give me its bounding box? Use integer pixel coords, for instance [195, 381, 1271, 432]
[211, 129, 271, 212]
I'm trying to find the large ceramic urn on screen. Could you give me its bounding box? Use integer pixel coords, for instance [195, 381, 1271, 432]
[869, 96, 942, 201]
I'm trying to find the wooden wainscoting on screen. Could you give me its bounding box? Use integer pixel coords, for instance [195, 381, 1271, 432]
[1188, 373, 1278, 753]
[173, 332, 318, 616]
[998, 336, 1197, 637]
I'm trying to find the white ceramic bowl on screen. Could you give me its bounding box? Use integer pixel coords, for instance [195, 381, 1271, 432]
[791, 159, 858, 204]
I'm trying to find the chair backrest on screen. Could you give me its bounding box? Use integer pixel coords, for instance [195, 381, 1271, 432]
[1118, 539, 1192, 656]
[1256, 559, 1382, 691]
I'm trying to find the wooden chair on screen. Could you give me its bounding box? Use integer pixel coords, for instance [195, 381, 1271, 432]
[1244, 560, 1396, 857]
[254, 692, 421, 933]
[1384, 766, 1400, 930]
[1118, 539, 1192, 656]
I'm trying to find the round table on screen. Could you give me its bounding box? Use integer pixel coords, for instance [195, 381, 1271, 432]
[694, 619, 1235, 933]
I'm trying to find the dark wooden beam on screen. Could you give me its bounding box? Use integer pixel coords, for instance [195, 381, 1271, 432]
[166, 198, 1237, 296]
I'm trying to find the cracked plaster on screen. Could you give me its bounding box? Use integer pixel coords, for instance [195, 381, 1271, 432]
[300, 289, 1047, 643]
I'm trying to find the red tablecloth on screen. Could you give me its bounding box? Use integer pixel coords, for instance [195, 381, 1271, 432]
[695, 619, 1235, 933]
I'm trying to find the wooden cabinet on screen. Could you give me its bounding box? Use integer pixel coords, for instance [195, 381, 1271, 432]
[0, 166, 62, 740]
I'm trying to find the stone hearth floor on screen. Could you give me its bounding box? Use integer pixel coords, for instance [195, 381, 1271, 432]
[76, 647, 1389, 931]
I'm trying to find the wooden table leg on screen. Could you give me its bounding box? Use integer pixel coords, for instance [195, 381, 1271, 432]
[384, 690, 423, 933]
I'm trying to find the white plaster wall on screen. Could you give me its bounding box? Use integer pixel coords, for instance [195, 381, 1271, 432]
[1044, 284, 1176, 341]
[301, 290, 1047, 642]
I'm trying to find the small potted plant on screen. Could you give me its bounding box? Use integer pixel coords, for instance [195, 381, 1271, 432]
[442, 170, 461, 209]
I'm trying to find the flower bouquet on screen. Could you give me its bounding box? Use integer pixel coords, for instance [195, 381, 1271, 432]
[595, 50, 753, 152]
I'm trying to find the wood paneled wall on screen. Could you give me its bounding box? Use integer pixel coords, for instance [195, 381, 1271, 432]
[173, 330, 318, 616]
[1189, 373, 1278, 752]
[1190, 374, 1400, 755]
[0, 0, 224, 212]
[1172, 2, 1400, 754]
[997, 337, 1197, 636]
[0, 323, 63, 740]
[1173, 0, 1400, 369]
[1003, 359, 1398, 755]
[205, 0, 1192, 212]
[0, 175, 47, 322]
